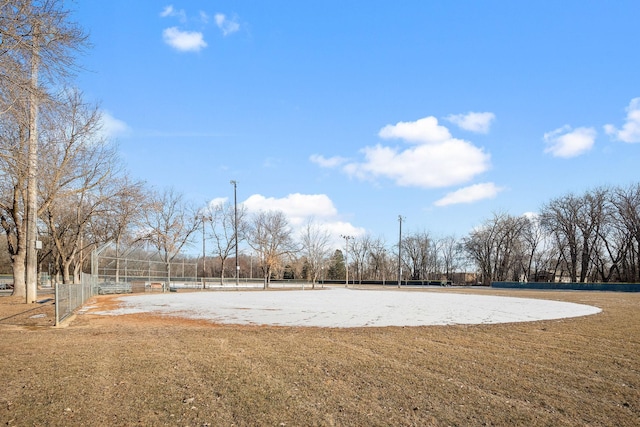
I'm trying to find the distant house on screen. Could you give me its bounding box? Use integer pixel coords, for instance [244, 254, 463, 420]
[450, 272, 478, 286]
[533, 271, 571, 283]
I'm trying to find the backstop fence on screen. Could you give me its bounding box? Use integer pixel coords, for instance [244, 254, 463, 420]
[91, 243, 198, 291]
[54, 244, 200, 325]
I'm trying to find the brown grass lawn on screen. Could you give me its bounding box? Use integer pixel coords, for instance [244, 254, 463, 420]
[1, 288, 639, 426]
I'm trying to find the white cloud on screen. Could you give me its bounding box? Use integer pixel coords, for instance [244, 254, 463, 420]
[241, 193, 365, 247]
[543, 125, 597, 158]
[604, 97, 640, 143]
[100, 111, 130, 140]
[160, 5, 186, 22]
[445, 112, 496, 134]
[344, 138, 490, 188]
[162, 27, 207, 52]
[346, 141, 489, 188]
[309, 154, 348, 168]
[378, 116, 451, 144]
[319, 221, 365, 241]
[215, 13, 240, 36]
[434, 183, 504, 207]
[208, 197, 228, 209]
[160, 5, 174, 17]
[243, 193, 338, 225]
[316, 115, 492, 190]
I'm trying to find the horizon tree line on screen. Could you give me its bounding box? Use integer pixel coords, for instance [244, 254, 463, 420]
[72, 181, 640, 291]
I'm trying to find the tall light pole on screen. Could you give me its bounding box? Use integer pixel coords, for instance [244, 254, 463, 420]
[230, 180, 239, 288]
[397, 215, 404, 288]
[382, 249, 387, 287]
[201, 215, 209, 289]
[341, 235, 352, 287]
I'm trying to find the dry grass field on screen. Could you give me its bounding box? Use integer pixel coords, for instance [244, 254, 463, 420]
[1, 288, 639, 426]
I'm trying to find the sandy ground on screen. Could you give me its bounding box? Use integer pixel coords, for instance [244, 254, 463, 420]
[88, 287, 602, 327]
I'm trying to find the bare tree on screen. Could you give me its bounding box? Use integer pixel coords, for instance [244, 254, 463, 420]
[367, 237, 389, 284]
[45, 192, 93, 284]
[583, 184, 640, 283]
[141, 188, 200, 291]
[516, 215, 560, 282]
[349, 234, 371, 284]
[247, 210, 296, 289]
[542, 194, 583, 282]
[438, 235, 463, 282]
[576, 188, 609, 282]
[463, 212, 528, 286]
[1, 89, 109, 291]
[55, 174, 149, 284]
[38, 89, 124, 283]
[100, 177, 149, 282]
[205, 200, 247, 284]
[610, 183, 640, 282]
[0, 0, 87, 301]
[299, 220, 332, 288]
[0, 98, 29, 296]
[402, 230, 432, 281]
[540, 189, 608, 282]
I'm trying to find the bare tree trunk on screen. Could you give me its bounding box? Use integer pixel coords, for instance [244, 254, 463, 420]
[73, 260, 82, 284]
[11, 252, 27, 298]
[115, 239, 120, 283]
[25, 21, 40, 304]
[165, 262, 171, 292]
[62, 259, 72, 284]
[219, 258, 226, 285]
[2, 214, 27, 297]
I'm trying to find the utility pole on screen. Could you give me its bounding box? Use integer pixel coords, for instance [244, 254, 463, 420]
[397, 215, 404, 288]
[230, 180, 239, 288]
[341, 235, 352, 287]
[202, 215, 207, 289]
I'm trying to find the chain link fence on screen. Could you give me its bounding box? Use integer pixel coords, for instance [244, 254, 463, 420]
[55, 272, 96, 325]
[91, 243, 198, 292]
[54, 244, 199, 325]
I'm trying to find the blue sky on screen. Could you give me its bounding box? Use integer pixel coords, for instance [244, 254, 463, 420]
[74, 1, 640, 245]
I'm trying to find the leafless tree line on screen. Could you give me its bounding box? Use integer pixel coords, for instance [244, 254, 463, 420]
[0, 1, 205, 297]
[247, 182, 639, 288]
[464, 184, 640, 285]
[233, 221, 468, 289]
[1, 0, 90, 300]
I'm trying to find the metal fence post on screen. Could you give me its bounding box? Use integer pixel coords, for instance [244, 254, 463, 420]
[54, 282, 59, 326]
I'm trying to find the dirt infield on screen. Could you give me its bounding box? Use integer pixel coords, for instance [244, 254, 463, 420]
[93, 287, 602, 327]
[1, 288, 639, 426]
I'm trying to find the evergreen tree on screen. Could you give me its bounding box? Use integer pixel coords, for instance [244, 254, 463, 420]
[327, 249, 346, 280]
